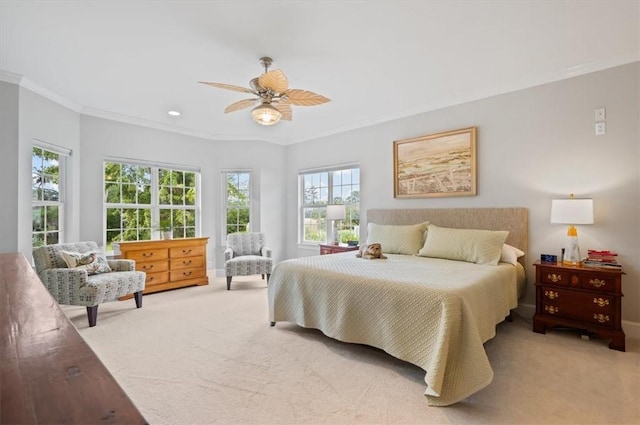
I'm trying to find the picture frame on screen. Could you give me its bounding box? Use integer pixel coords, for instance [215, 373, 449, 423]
[393, 126, 477, 198]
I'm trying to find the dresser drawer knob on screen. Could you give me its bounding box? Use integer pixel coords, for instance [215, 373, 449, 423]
[589, 278, 606, 288]
[593, 313, 610, 323]
[544, 305, 559, 314]
[143, 252, 154, 258]
[183, 271, 192, 276]
[593, 297, 610, 308]
[142, 264, 154, 270]
[548, 273, 561, 283]
[183, 260, 192, 265]
[182, 249, 192, 254]
[544, 290, 558, 300]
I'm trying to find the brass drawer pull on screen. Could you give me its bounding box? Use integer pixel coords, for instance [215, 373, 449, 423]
[142, 252, 154, 257]
[544, 290, 558, 300]
[545, 305, 559, 314]
[183, 271, 192, 276]
[148, 276, 154, 281]
[593, 313, 610, 323]
[183, 260, 192, 265]
[548, 273, 561, 283]
[589, 278, 606, 288]
[593, 297, 610, 308]
[182, 249, 192, 254]
[142, 264, 154, 270]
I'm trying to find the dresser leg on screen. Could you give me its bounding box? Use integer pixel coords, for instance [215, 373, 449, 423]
[608, 335, 625, 352]
[532, 316, 547, 334]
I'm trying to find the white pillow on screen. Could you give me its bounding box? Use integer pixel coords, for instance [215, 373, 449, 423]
[500, 244, 526, 265]
[366, 222, 429, 255]
[418, 224, 509, 265]
[60, 251, 112, 275]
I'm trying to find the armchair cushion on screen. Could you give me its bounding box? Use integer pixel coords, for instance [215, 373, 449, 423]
[60, 250, 112, 275]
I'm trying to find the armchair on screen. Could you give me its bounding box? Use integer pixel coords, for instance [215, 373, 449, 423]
[224, 232, 272, 290]
[32, 241, 146, 327]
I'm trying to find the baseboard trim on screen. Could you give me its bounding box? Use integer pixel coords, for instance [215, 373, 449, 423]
[516, 302, 640, 340]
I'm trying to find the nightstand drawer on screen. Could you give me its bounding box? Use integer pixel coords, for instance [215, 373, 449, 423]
[540, 269, 570, 286]
[539, 287, 615, 326]
[580, 274, 616, 293]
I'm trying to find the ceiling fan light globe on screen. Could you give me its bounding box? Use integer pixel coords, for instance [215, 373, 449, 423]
[251, 103, 282, 126]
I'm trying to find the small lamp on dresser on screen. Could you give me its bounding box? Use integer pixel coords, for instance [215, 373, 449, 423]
[550, 194, 594, 265]
[326, 204, 346, 246]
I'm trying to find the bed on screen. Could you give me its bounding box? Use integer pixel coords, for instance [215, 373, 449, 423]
[268, 208, 528, 406]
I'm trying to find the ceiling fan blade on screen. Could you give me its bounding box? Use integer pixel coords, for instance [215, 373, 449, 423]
[224, 98, 259, 113]
[198, 81, 254, 94]
[273, 103, 292, 121]
[284, 89, 331, 106]
[258, 69, 289, 93]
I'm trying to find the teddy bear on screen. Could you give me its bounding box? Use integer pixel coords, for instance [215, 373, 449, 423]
[356, 243, 387, 259]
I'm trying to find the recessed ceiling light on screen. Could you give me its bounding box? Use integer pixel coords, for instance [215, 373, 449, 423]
[168, 110, 181, 116]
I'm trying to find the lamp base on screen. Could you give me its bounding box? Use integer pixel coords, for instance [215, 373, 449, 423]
[563, 235, 581, 266]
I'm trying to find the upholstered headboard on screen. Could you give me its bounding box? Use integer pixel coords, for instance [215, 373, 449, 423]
[366, 208, 528, 254]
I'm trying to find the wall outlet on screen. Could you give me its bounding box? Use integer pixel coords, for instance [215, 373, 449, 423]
[595, 121, 606, 135]
[595, 107, 606, 121]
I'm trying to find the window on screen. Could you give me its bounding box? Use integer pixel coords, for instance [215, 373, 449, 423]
[300, 165, 360, 244]
[223, 171, 251, 237]
[32, 145, 67, 248]
[104, 160, 199, 251]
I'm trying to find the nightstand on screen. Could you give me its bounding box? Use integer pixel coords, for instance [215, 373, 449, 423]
[532, 260, 625, 351]
[319, 244, 359, 255]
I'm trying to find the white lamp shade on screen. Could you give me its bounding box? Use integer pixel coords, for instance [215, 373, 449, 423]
[550, 199, 594, 224]
[326, 205, 346, 220]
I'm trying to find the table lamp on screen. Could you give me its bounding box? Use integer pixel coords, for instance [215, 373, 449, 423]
[326, 205, 346, 245]
[550, 195, 594, 265]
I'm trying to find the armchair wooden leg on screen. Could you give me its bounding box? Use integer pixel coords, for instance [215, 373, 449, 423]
[86, 306, 98, 327]
[226, 276, 232, 290]
[261, 274, 265, 280]
[134, 291, 143, 308]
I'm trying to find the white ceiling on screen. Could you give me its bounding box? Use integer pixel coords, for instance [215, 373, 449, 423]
[1, 1, 638, 145]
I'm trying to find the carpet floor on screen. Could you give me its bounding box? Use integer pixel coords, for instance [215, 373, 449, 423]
[62, 276, 640, 425]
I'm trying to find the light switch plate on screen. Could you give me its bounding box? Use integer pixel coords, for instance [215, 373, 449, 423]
[595, 107, 606, 121]
[595, 121, 606, 135]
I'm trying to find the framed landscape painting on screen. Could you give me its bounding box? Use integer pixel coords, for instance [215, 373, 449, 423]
[393, 127, 477, 198]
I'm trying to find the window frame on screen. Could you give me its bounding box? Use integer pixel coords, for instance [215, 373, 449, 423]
[299, 163, 360, 246]
[31, 141, 70, 249]
[221, 170, 252, 245]
[103, 158, 201, 252]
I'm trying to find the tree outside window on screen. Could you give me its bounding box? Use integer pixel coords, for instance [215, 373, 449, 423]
[224, 172, 251, 237]
[32, 147, 64, 248]
[301, 166, 360, 244]
[104, 161, 198, 251]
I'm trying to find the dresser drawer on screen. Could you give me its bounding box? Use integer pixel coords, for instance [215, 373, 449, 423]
[145, 271, 169, 287]
[135, 259, 168, 273]
[170, 268, 206, 282]
[539, 287, 615, 327]
[127, 248, 168, 262]
[170, 256, 204, 270]
[170, 245, 205, 259]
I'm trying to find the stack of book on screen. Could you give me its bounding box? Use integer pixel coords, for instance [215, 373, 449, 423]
[583, 250, 621, 269]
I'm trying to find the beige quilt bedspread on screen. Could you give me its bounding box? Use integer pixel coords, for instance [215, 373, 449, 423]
[267, 252, 520, 406]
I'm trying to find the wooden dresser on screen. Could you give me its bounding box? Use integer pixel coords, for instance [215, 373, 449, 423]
[118, 237, 209, 294]
[532, 260, 625, 351]
[1, 253, 147, 424]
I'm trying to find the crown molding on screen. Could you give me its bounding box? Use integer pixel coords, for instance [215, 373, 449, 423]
[0, 69, 82, 113]
[81, 107, 283, 145]
[291, 51, 640, 145]
[0, 69, 23, 85]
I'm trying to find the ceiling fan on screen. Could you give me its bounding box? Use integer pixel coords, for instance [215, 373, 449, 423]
[199, 57, 330, 126]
